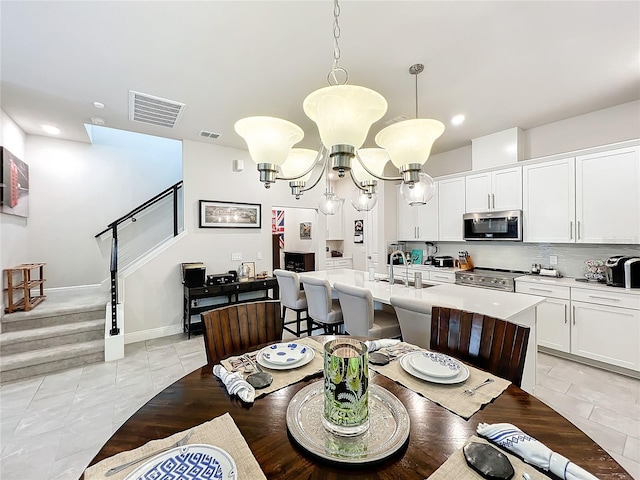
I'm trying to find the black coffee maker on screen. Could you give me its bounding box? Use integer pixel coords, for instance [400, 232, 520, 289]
[604, 256, 631, 287]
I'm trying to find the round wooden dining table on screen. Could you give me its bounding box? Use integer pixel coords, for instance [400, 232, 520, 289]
[86, 336, 630, 479]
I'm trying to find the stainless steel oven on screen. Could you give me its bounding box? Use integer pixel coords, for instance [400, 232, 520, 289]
[463, 210, 522, 241]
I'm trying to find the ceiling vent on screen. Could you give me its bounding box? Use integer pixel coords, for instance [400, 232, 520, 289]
[383, 115, 409, 126]
[199, 130, 220, 139]
[129, 90, 185, 128]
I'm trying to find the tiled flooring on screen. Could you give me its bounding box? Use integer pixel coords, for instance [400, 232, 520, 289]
[0, 321, 638, 479]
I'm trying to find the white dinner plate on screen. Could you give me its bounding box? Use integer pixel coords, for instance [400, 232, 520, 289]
[124, 444, 236, 480]
[257, 344, 315, 370]
[400, 351, 469, 384]
[409, 351, 461, 378]
[260, 342, 308, 365]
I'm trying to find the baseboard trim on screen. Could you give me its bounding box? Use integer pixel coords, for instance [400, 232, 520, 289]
[125, 324, 183, 344]
[538, 346, 640, 379]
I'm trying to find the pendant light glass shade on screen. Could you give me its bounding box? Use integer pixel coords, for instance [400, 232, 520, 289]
[400, 172, 436, 206]
[318, 191, 343, 215]
[303, 85, 388, 149]
[374, 119, 445, 168]
[234, 116, 304, 165]
[352, 148, 390, 182]
[350, 188, 378, 212]
[279, 148, 317, 181]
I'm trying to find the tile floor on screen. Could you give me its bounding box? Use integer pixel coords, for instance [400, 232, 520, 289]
[0, 319, 638, 479]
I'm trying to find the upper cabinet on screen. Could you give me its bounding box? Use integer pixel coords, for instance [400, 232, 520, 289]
[522, 145, 639, 244]
[523, 158, 576, 243]
[397, 184, 439, 241]
[575, 147, 639, 244]
[326, 208, 344, 240]
[438, 177, 466, 241]
[465, 166, 522, 213]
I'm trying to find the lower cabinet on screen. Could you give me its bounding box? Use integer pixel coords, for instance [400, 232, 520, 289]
[517, 280, 640, 372]
[571, 300, 640, 371]
[326, 258, 353, 270]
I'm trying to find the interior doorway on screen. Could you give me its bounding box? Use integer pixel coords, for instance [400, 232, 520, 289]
[271, 206, 320, 272]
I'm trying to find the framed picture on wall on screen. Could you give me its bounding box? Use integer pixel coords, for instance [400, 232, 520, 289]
[199, 200, 261, 228]
[0, 147, 30, 218]
[354, 219, 364, 243]
[300, 222, 312, 239]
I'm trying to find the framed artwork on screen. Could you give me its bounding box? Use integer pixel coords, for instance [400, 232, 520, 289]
[242, 262, 255, 279]
[354, 219, 364, 243]
[1, 147, 29, 218]
[300, 222, 312, 239]
[199, 200, 261, 228]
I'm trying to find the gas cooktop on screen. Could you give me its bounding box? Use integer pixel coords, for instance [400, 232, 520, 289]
[454, 267, 529, 292]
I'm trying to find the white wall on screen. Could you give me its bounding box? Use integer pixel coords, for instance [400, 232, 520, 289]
[0, 111, 28, 315]
[282, 207, 317, 253]
[121, 140, 322, 338]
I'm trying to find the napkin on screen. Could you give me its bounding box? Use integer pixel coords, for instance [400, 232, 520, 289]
[477, 423, 598, 480]
[365, 338, 400, 352]
[213, 364, 255, 403]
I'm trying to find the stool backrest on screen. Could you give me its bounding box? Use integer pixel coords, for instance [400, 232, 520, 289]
[334, 282, 374, 337]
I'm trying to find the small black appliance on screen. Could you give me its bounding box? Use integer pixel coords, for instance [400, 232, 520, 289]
[434, 256, 454, 268]
[604, 256, 631, 287]
[624, 258, 640, 289]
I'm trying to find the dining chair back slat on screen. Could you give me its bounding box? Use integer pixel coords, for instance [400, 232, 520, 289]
[200, 300, 283, 365]
[430, 306, 530, 387]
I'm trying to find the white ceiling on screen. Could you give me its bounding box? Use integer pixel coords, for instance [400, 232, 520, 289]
[1, 1, 639, 156]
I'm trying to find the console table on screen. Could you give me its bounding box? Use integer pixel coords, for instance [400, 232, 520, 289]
[4, 263, 46, 313]
[183, 277, 279, 338]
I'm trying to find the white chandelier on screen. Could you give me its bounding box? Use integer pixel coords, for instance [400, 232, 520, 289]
[234, 0, 444, 214]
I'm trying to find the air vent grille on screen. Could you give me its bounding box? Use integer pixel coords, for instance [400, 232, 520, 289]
[129, 90, 185, 128]
[199, 130, 220, 139]
[384, 115, 409, 126]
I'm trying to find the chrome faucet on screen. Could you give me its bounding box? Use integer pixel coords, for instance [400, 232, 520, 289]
[388, 250, 409, 286]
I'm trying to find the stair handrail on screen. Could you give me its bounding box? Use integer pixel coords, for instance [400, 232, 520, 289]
[96, 180, 183, 336]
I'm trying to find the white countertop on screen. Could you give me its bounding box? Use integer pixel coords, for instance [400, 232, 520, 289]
[515, 275, 640, 296]
[300, 269, 545, 320]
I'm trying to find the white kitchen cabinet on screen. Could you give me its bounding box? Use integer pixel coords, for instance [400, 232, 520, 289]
[438, 177, 465, 241]
[571, 300, 640, 371]
[516, 281, 571, 352]
[465, 167, 522, 213]
[326, 258, 353, 270]
[326, 208, 344, 240]
[397, 184, 438, 241]
[522, 158, 576, 243]
[575, 146, 640, 244]
[428, 270, 455, 284]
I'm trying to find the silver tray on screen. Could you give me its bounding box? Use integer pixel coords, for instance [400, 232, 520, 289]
[286, 382, 410, 464]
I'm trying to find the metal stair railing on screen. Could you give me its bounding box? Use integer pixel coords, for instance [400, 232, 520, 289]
[96, 181, 183, 336]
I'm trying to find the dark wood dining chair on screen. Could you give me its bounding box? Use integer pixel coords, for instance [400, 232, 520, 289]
[200, 300, 283, 365]
[430, 306, 530, 387]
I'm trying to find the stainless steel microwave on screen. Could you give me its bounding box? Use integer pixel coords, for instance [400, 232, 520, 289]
[463, 210, 522, 241]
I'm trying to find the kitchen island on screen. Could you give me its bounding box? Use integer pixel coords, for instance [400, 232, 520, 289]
[300, 269, 545, 394]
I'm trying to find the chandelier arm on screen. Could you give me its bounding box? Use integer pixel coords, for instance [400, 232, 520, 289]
[348, 169, 368, 192]
[275, 146, 327, 181]
[353, 151, 402, 181]
[298, 150, 331, 193]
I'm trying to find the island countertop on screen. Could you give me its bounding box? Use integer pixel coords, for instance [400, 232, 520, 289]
[300, 269, 545, 320]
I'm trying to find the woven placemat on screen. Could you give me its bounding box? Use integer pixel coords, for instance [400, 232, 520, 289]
[220, 337, 324, 397]
[427, 435, 551, 479]
[370, 345, 510, 419]
[84, 412, 266, 480]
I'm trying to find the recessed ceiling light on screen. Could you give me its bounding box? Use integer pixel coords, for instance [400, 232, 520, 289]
[451, 114, 465, 126]
[41, 125, 60, 135]
[93, 101, 105, 109]
[91, 117, 106, 126]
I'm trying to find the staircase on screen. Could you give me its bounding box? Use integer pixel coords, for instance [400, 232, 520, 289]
[0, 287, 108, 383]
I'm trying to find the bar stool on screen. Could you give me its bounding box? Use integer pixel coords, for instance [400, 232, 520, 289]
[389, 296, 434, 348]
[273, 269, 308, 337]
[335, 282, 401, 339]
[300, 276, 343, 335]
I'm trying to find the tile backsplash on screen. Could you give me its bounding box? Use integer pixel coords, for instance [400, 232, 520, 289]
[405, 241, 639, 279]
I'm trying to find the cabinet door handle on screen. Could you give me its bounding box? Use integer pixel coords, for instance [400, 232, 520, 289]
[564, 304, 567, 324]
[569, 221, 573, 240]
[529, 287, 553, 293]
[572, 305, 576, 325]
[577, 221, 581, 239]
[487, 194, 491, 209]
[491, 193, 495, 210]
[588, 295, 621, 302]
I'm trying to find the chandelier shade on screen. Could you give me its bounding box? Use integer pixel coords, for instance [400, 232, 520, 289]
[400, 172, 436, 206]
[280, 148, 317, 182]
[374, 118, 445, 169]
[318, 191, 343, 215]
[350, 188, 378, 211]
[234, 116, 304, 166]
[352, 148, 391, 182]
[303, 85, 388, 149]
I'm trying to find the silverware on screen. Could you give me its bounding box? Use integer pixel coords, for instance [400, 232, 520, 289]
[105, 430, 193, 476]
[461, 378, 494, 396]
[242, 355, 273, 389]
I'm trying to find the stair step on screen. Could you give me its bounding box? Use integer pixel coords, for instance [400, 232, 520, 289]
[0, 319, 104, 355]
[1, 306, 105, 332]
[0, 340, 104, 383]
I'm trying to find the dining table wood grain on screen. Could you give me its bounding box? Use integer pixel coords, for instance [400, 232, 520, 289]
[84, 336, 631, 480]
